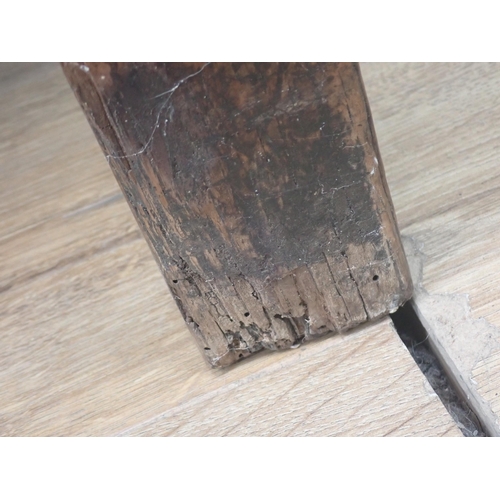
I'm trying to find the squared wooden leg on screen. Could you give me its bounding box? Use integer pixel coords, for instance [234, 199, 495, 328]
[62, 62, 412, 367]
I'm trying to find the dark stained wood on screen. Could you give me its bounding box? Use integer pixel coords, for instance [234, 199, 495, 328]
[62, 62, 412, 367]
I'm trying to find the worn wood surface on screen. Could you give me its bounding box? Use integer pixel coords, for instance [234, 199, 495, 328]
[363, 62, 500, 436]
[0, 63, 459, 436]
[62, 62, 412, 367]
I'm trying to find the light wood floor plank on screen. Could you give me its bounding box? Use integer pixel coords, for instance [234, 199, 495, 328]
[363, 62, 500, 435]
[122, 318, 460, 437]
[0, 63, 460, 436]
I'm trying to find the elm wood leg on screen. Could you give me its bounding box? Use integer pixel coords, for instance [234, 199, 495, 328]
[62, 62, 412, 367]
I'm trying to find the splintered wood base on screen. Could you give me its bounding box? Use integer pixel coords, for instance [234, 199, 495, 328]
[63, 62, 412, 367]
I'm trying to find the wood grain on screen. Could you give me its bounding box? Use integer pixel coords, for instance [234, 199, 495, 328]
[0, 63, 460, 436]
[362, 62, 500, 436]
[122, 318, 460, 437]
[62, 62, 412, 366]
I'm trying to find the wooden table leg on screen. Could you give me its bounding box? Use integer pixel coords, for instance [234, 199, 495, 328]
[62, 62, 412, 367]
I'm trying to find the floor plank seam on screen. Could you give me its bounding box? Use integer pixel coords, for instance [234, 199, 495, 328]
[391, 303, 486, 436]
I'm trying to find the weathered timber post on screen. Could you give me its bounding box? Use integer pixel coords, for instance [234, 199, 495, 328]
[62, 62, 412, 367]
